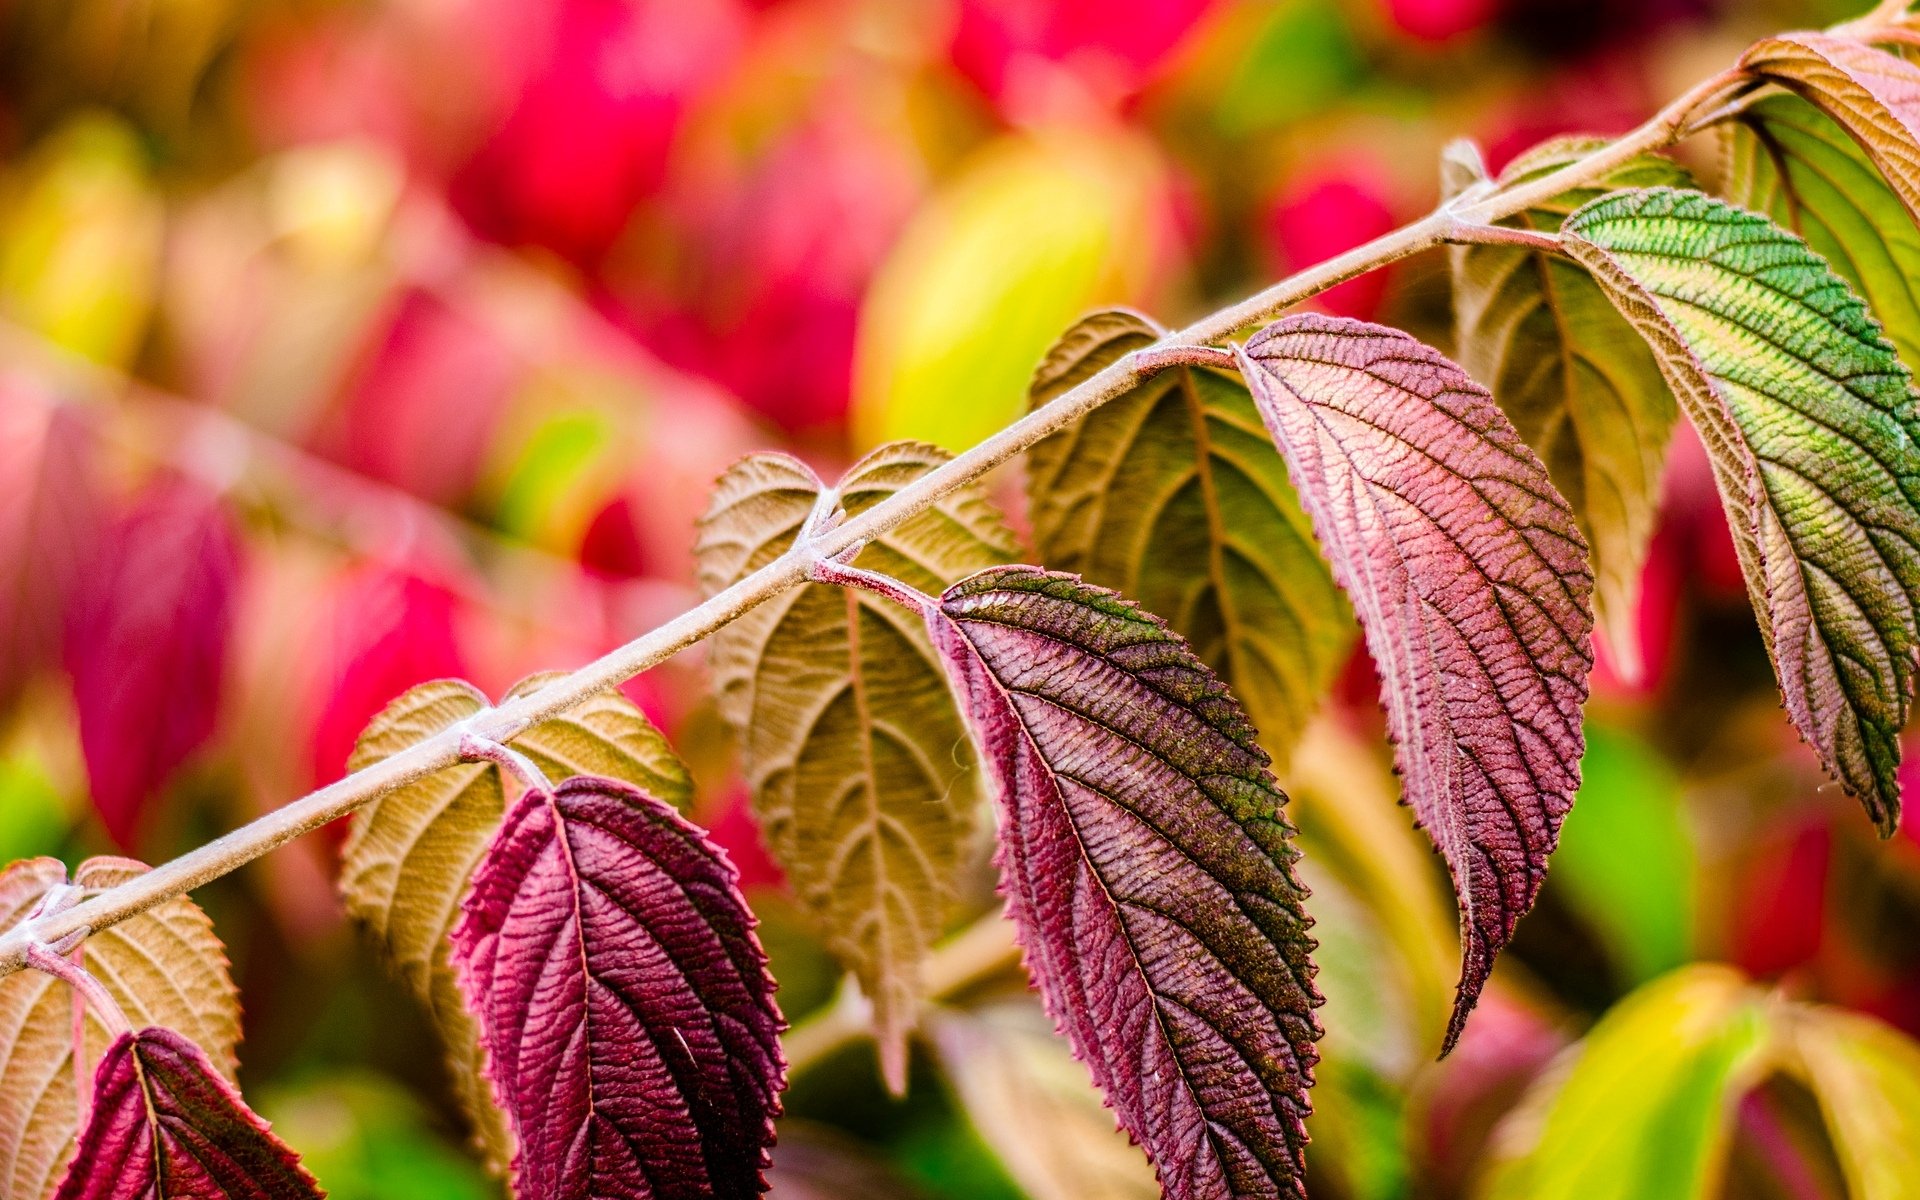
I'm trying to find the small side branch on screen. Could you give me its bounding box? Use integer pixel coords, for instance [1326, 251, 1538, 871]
[459, 733, 554, 793]
[25, 937, 130, 1041]
[1443, 218, 1563, 253]
[1132, 344, 1237, 374]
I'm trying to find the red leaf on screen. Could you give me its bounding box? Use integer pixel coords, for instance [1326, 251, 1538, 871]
[829, 563, 1321, 1200]
[1235, 313, 1594, 1050]
[0, 386, 101, 712]
[66, 476, 244, 850]
[55, 1027, 321, 1200]
[451, 775, 785, 1199]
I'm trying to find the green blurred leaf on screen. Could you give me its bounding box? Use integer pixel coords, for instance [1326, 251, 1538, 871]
[255, 1073, 497, 1200]
[1790, 1006, 1920, 1200]
[853, 130, 1167, 452]
[1551, 723, 1695, 984]
[1478, 966, 1775, 1200]
[0, 752, 69, 863]
[1214, 0, 1363, 135]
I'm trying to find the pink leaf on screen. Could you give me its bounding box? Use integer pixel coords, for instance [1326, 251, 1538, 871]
[55, 1027, 321, 1200]
[451, 775, 785, 1200]
[66, 476, 244, 850]
[0, 387, 101, 713]
[836, 563, 1320, 1200]
[1235, 313, 1594, 1050]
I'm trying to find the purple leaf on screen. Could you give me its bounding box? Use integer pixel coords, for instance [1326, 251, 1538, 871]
[65, 475, 243, 849]
[54, 1026, 322, 1200]
[0, 389, 101, 714]
[451, 775, 785, 1200]
[1234, 313, 1594, 1051]
[836, 562, 1321, 1200]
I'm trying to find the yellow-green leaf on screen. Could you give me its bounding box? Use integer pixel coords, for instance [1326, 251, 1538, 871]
[0, 856, 239, 1200]
[1450, 141, 1691, 674]
[1478, 965, 1775, 1200]
[1025, 310, 1353, 763]
[932, 1000, 1158, 1200]
[339, 674, 691, 1173]
[1789, 1006, 1920, 1200]
[694, 442, 1017, 1091]
[1725, 91, 1920, 370]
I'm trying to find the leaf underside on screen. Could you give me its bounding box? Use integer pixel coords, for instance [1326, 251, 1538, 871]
[694, 442, 1016, 1088]
[1025, 310, 1353, 765]
[1235, 312, 1594, 1051]
[1564, 187, 1920, 834]
[900, 564, 1320, 1200]
[339, 675, 692, 1172]
[1450, 139, 1691, 674]
[54, 1028, 321, 1200]
[451, 775, 785, 1200]
[0, 858, 240, 1200]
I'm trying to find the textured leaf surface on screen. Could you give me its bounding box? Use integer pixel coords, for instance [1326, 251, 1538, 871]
[1791, 1007, 1920, 1200]
[451, 775, 784, 1200]
[1450, 141, 1690, 672]
[1478, 966, 1772, 1200]
[932, 1001, 1157, 1200]
[695, 443, 1015, 1087]
[0, 394, 99, 713]
[1235, 313, 1593, 1049]
[1727, 92, 1920, 371]
[54, 1028, 320, 1200]
[0, 859, 239, 1200]
[340, 675, 691, 1170]
[65, 475, 242, 849]
[1563, 187, 1920, 833]
[1025, 310, 1352, 763]
[885, 564, 1320, 1200]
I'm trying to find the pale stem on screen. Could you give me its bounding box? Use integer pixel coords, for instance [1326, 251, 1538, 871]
[458, 732, 554, 793]
[0, 44, 1777, 978]
[1440, 219, 1563, 253]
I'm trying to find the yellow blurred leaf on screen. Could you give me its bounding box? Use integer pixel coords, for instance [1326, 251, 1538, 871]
[1789, 1006, 1920, 1200]
[853, 127, 1172, 452]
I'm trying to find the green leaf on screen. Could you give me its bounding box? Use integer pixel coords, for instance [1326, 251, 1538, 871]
[1551, 722, 1695, 984]
[1450, 141, 1691, 675]
[694, 443, 1018, 1090]
[1563, 187, 1920, 834]
[1025, 310, 1353, 764]
[1725, 92, 1920, 371]
[1478, 966, 1774, 1200]
[1790, 1006, 1920, 1200]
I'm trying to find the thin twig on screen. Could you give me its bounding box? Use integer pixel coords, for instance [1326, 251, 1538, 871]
[0, 48, 1764, 978]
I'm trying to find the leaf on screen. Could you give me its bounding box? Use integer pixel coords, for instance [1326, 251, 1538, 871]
[66, 476, 243, 849]
[0, 392, 100, 714]
[931, 1001, 1158, 1200]
[1562, 186, 1920, 834]
[1449, 140, 1690, 675]
[1235, 313, 1594, 1050]
[53, 1027, 321, 1200]
[339, 675, 691, 1172]
[852, 129, 1169, 451]
[1790, 1006, 1920, 1200]
[0, 858, 240, 1200]
[1725, 92, 1920, 375]
[1025, 310, 1353, 763]
[694, 443, 1016, 1089]
[842, 563, 1320, 1200]
[1477, 966, 1773, 1200]
[449, 775, 785, 1200]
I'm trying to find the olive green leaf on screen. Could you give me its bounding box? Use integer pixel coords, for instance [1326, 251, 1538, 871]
[1563, 187, 1920, 834]
[1788, 1006, 1920, 1200]
[1450, 141, 1692, 675]
[694, 442, 1018, 1091]
[339, 674, 691, 1172]
[1024, 310, 1352, 763]
[0, 857, 240, 1200]
[1725, 91, 1920, 370]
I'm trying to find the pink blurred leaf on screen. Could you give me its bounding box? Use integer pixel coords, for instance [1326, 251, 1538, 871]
[54, 1027, 321, 1200]
[950, 0, 1219, 109]
[0, 386, 101, 712]
[1235, 313, 1594, 1051]
[830, 562, 1321, 1200]
[1263, 168, 1398, 321]
[66, 476, 244, 849]
[452, 775, 785, 1199]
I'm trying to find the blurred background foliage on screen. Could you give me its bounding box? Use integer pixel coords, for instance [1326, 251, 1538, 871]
[3, 0, 1920, 1196]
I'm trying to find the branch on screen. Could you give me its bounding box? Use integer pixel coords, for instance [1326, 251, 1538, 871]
[0, 51, 1760, 978]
